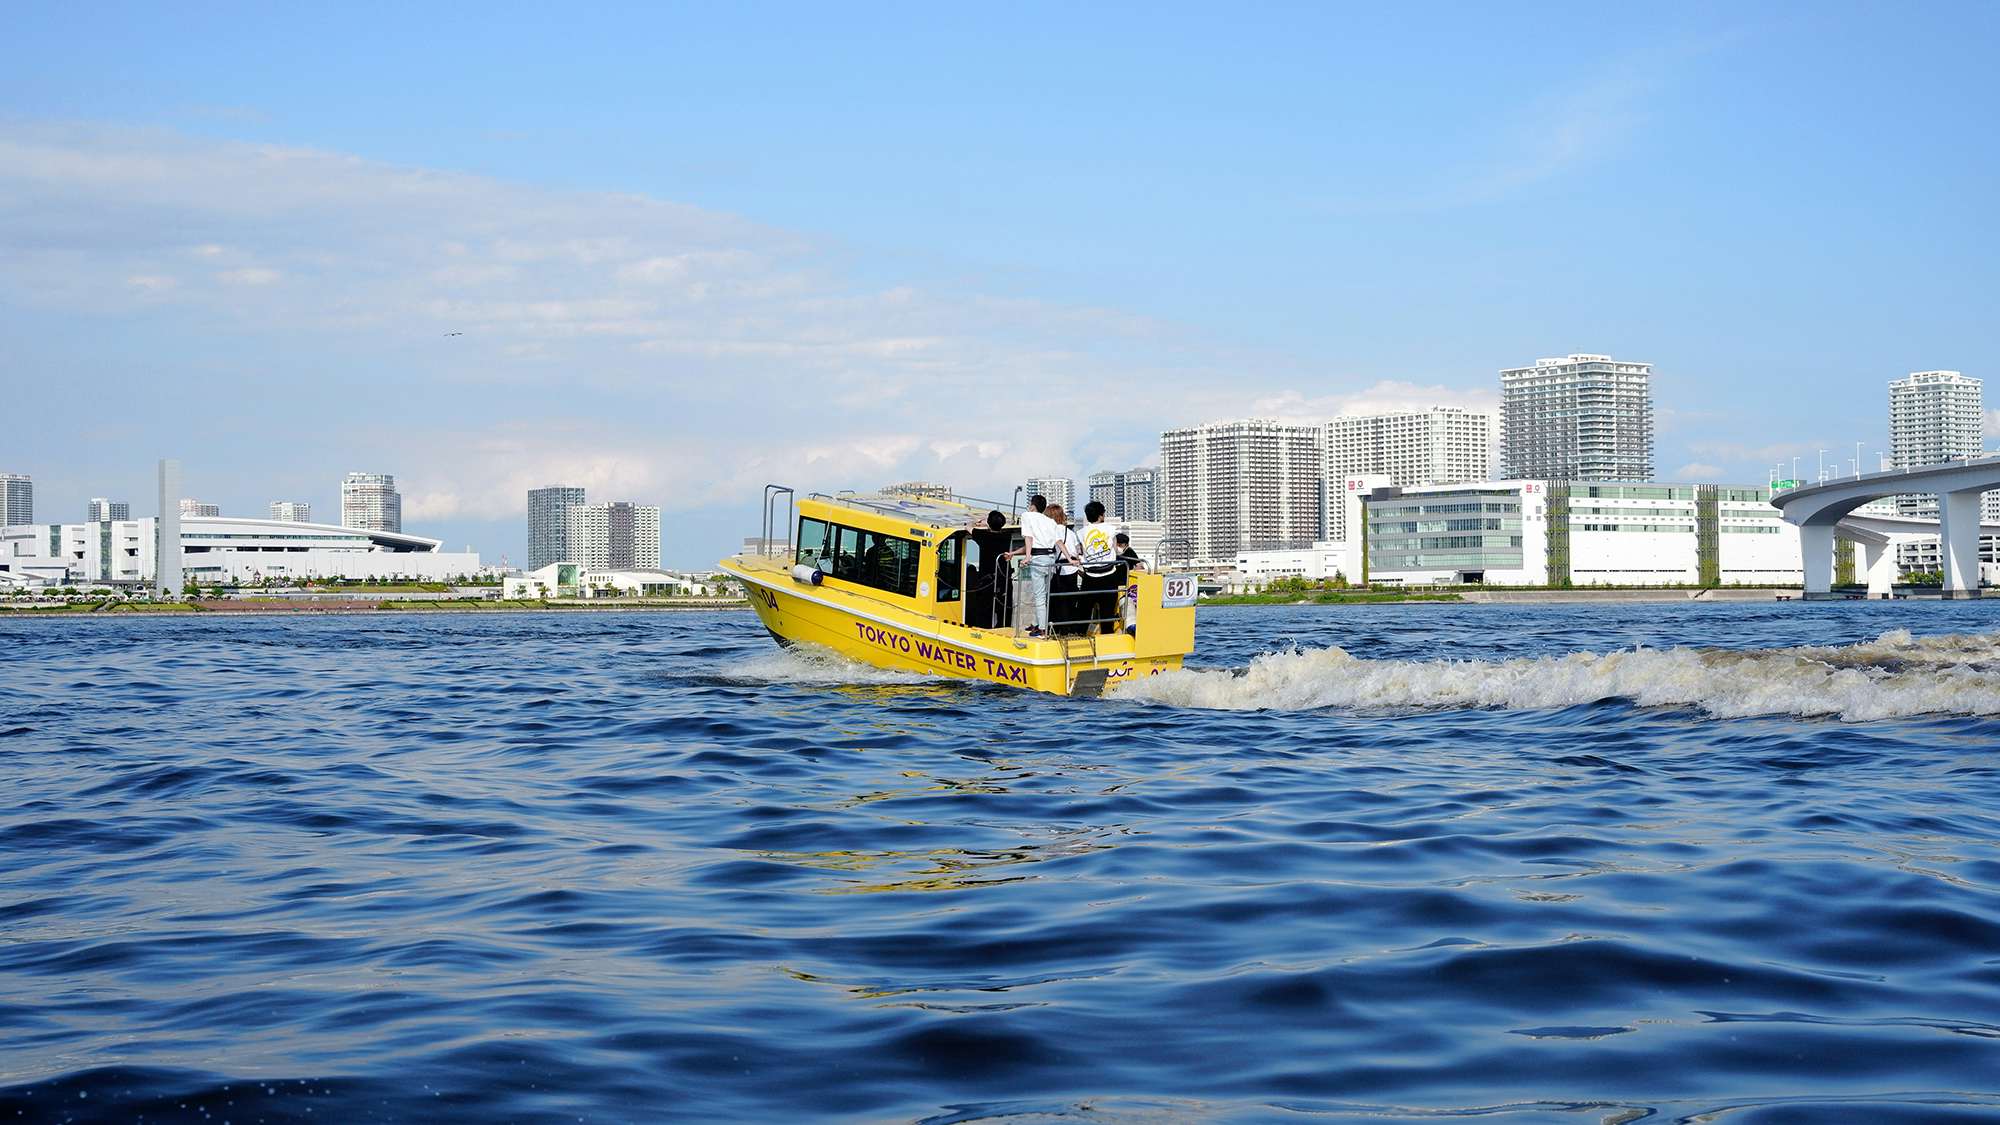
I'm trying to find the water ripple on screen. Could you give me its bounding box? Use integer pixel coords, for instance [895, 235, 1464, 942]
[3, 603, 1999, 1121]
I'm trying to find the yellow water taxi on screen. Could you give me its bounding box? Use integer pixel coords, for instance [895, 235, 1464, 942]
[717, 487, 1197, 696]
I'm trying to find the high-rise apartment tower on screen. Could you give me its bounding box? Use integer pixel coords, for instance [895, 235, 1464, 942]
[1887, 371, 1997, 571]
[1024, 476, 1076, 513]
[268, 501, 311, 523]
[527, 486, 587, 569]
[1500, 354, 1654, 481]
[1, 473, 33, 525]
[87, 498, 130, 522]
[1324, 408, 1492, 542]
[565, 502, 661, 570]
[340, 472, 402, 533]
[1088, 467, 1160, 522]
[1159, 420, 1322, 567]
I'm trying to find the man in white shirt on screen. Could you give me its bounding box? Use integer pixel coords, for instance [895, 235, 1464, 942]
[1011, 494, 1060, 636]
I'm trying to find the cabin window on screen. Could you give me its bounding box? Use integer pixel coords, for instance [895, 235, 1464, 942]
[935, 532, 963, 603]
[797, 518, 831, 571]
[831, 525, 862, 580]
[856, 529, 919, 597]
[823, 522, 919, 597]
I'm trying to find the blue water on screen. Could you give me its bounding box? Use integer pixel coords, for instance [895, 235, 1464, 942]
[5, 603, 2000, 1123]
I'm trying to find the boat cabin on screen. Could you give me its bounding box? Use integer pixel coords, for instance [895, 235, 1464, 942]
[791, 492, 1019, 628]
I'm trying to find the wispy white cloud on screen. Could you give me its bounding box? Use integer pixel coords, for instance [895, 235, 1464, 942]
[0, 122, 1241, 510]
[0, 121, 1509, 545]
[1314, 36, 1736, 215]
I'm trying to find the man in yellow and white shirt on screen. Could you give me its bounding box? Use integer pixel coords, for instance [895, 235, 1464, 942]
[1076, 500, 1121, 635]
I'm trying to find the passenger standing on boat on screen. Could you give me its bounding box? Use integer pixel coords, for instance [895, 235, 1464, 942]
[966, 509, 1013, 629]
[1014, 494, 1060, 636]
[1048, 503, 1085, 635]
[1115, 531, 1144, 635]
[1077, 501, 1121, 635]
[1115, 532, 1145, 571]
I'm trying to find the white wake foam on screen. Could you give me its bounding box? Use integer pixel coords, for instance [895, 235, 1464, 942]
[718, 643, 948, 686]
[1111, 629, 2000, 721]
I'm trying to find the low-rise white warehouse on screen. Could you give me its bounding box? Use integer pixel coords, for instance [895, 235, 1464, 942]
[0, 516, 488, 586]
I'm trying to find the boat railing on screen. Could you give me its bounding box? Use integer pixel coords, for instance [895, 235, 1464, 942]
[760, 485, 794, 558]
[1003, 567, 1131, 640]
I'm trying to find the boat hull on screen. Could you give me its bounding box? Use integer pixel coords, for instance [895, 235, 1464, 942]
[722, 559, 1183, 696]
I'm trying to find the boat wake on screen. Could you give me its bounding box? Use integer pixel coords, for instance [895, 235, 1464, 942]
[1112, 629, 2000, 721]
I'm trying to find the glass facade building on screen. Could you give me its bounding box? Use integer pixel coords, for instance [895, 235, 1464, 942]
[1366, 488, 1526, 577]
[528, 486, 587, 570]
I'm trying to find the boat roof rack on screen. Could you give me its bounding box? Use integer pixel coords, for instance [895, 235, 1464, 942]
[805, 491, 1021, 531]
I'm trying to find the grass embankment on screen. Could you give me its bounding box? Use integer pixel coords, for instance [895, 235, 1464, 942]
[1202, 590, 1463, 606]
[302, 582, 458, 593]
[377, 598, 551, 610]
[373, 598, 746, 610]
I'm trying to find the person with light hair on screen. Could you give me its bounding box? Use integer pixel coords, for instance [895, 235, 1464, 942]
[1009, 494, 1060, 636]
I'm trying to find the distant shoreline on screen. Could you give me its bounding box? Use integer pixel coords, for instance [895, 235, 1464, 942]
[1201, 587, 1808, 606]
[0, 599, 753, 619]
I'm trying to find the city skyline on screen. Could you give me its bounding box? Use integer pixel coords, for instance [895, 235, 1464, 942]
[4, 6, 1998, 566]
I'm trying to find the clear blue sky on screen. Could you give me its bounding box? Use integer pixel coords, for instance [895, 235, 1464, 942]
[4, 2, 1995, 566]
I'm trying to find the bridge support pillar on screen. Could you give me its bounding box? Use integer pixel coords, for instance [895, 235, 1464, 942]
[1800, 523, 1834, 596]
[1863, 539, 1896, 598]
[1939, 489, 1983, 598]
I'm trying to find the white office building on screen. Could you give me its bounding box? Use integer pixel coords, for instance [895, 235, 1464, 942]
[1160, 419, 1323, 567]
[1363, 481, 1800, 587]
[565, 502, 662, 570]
[179, 498, 221, 518]
[504, 564, 722, 600]
[1324, 408, 1492, 542]
[341, 472, 402, 533]
[87, 498, 130, 522]
[1231, 544, 1352, 588]
[0, 474, 29, 526]
[1025, 476, 1076, 513]
[269, 500, 311, 523]
[1500, 354, 1654, 481]
[1088, 467, 1159, 522]
[1, 516, 484, 586]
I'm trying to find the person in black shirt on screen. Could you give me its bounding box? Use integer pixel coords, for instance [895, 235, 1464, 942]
[1115, 531, 1145, 573]
[965, 510, 1015, 629]
[1114, 531, 1145, 635]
